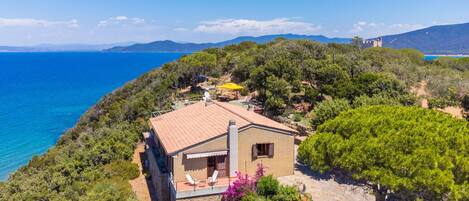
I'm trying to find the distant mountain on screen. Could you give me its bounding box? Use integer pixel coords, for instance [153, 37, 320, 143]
[379, 22, 469, 54]
[106, 40, 214, 52]
[105, 34, 352, 52]
[0, 42, 136, 52]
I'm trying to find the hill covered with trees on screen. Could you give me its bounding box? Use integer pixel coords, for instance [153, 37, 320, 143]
[105, 34, 351, 52]
[381, 22, 469, 54]
[0, 39, 468, 200]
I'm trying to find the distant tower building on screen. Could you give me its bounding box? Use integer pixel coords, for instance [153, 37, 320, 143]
[374, 37, 383, 47]
[363, 37, 383, 48]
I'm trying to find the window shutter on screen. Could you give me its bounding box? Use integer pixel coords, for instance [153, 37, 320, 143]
[252, 144, 258, 159]
[268, 143, 274, 157]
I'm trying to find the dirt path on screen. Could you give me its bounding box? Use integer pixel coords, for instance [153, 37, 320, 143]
[129, 142, 154, 201]
[439, 106, 463, 118]
[411, 80, 429, 108]
[412, 80, 463, 118]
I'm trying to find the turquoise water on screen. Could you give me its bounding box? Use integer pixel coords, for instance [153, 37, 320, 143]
[424, 55, 465, 60]
[0, 52, 184, 180]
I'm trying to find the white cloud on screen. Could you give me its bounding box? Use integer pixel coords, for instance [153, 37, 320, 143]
[194, 18, 322, 36]
[114, 16, 128, 21]
[174, 27, 189, 32]
[0, 18, 79, 28]
[350, 21, 424, 38]
[98, 16, 146, 27]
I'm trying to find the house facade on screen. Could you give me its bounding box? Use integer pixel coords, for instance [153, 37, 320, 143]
[146, 101, 296, 200]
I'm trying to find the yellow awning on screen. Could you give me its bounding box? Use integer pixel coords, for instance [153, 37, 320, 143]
[216, 82, 244, 90]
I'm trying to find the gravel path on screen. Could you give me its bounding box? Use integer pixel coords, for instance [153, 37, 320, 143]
[278, 164, 375, 201]
[277, 144, 375, 201]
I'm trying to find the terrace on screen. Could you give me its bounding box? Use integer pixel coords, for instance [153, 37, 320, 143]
[169, 176, 236, 199]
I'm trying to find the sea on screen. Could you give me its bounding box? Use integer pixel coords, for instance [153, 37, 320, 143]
[0, 52, 185, 180]
[424, 55, 466, 60]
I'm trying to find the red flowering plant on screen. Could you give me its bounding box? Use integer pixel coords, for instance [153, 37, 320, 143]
[222, 164, 266, 201]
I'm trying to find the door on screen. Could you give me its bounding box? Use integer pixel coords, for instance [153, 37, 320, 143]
[207, 156, 227, 177]
[207, 156, 216, 177]
[216, 156, 227, 177]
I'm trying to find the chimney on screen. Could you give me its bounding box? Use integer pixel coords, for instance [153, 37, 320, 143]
[203, 90, 213, 106]
[228, 119, 238, 177]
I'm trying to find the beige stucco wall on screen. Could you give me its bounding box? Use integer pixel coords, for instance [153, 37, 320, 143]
[238, 127, 294, 177]
[173, 135, 228, 182]
[172, 127, 294, 182]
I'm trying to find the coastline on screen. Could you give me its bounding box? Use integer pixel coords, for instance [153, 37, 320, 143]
[0, 52, 184, 180]
[425, 54, 469, 57]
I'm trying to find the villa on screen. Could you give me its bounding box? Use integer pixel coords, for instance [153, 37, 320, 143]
[146, 100, 297, 200]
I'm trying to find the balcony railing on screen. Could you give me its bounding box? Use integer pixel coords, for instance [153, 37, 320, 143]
[169, 176, 235, 199]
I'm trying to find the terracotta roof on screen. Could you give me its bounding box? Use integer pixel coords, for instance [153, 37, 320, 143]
[149, 101, 296, 155]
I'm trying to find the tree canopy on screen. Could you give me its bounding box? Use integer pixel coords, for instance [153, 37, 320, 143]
[298, 106, 469, 201]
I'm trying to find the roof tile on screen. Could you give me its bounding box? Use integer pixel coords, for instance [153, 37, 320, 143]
[149, 101, 296, 155]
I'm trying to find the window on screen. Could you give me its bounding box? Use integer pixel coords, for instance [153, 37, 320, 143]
[252, 143, 274, 159]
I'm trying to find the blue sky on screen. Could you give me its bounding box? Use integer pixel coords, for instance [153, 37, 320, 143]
[1, 0, 469, 45]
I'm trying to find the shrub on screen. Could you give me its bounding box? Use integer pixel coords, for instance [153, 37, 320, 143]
[256, 175, 279, 197]
[222, 172, 257, 201]
[461, 94, 469, 112]
[223, 164, 265, 201]
[82, 179, 137, 201]
[293, 113, 302, 122]
[428, 97, 456, 109]
[265, 96, 286, 116]
[103, 160, 140, 180]
[240, 85, 250, 96]
[397, 94, 418, 106]
[240, 192, 261, 201]
[304, 86, 320, 104]
[352, 94, 401, 108]
[309, 99, 351, 127]
[272, 185, 303, 201]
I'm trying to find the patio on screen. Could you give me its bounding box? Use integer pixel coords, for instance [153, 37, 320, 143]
[171, 177, 236, 199]
[174, 176, 235, 192]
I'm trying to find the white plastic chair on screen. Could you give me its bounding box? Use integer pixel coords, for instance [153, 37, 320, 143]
[208, 170, 218, 185]
[185, 174, 199, 186]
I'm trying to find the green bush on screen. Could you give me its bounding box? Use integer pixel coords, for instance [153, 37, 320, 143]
[256, 175, 279, 197]
[428, 97, 456, 109]
[352, 94, 401, 108]
[310, 99, 351, 127]
[461, 94, 469, 111]
[293, 113, 302, 122]
[240, 192, 261, 201]
[103, 160, 139, 180]
[272, 185, 302, 201]
[304, 86, 320, 104]
[82, 179, 137, 201]
[265, 96, 286, 116]
[397, 94, 418, 106]
[239, 85, 250, 96]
